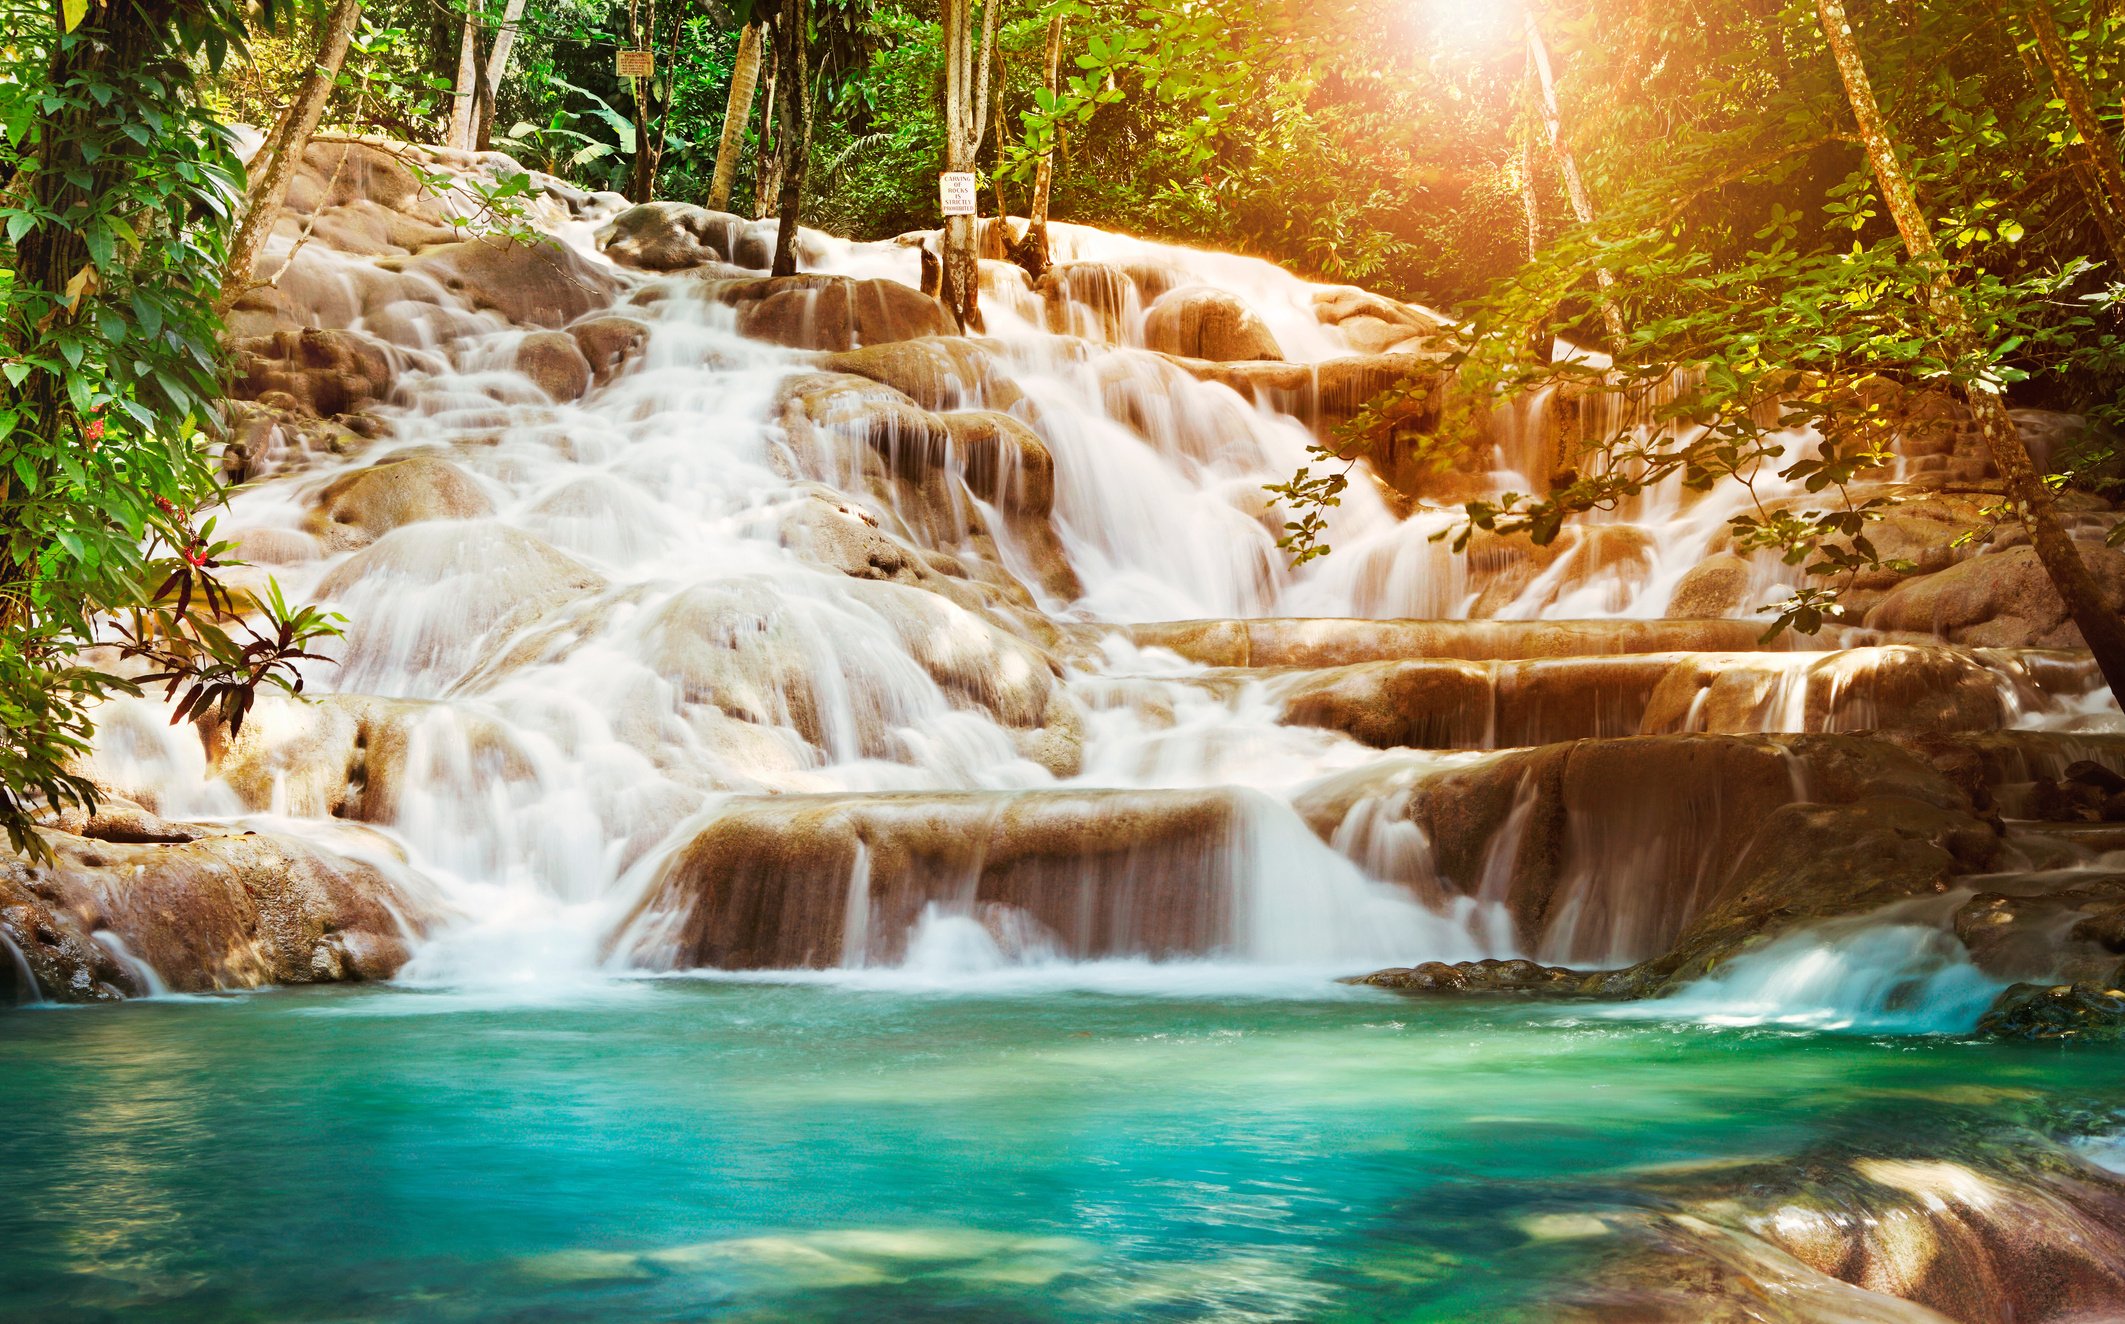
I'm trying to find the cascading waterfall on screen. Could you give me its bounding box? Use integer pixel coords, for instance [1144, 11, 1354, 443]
[72, 169, 2125, 999]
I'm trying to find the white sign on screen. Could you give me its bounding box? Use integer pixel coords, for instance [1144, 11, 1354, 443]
[939, 171, 978, 217]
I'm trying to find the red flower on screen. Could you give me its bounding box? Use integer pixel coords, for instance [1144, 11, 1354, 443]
[183, 545, 208, 567]
[154, 496, 178, 516]
[82, 414, 104, 444]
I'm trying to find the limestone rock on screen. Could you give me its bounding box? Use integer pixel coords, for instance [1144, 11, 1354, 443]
[1141, 286, 1283, 362]
[1979, 980, 2125, 1040]
[568, 315, 649, 386]
[702, 274, 953, 350]
[623, 789, 1242, 969]
[1, 824, 432, 1001]
[1665, 552, 1755, 618]
[379, 236, 619, 329]
[597, 201, 752, 270]
[229, 327, 397, 419]
[306, 454, 493, 550]
[1867, 542, 2125, 648]
[514, 329, 594, 401]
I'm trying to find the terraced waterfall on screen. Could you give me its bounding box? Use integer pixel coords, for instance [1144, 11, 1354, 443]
[9, 140, 2125, 1322]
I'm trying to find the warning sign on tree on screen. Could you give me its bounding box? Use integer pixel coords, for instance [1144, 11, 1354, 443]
[938, 172, 978, 217]
[616, 49, 654, 77]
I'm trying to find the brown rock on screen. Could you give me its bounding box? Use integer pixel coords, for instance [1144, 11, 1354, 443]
[1666, 552, 1755, 618]
[568, 315, 649, 385]
[380, 236, 619, 329]
[228, 327, 397, 419]
[306, 454, 493, 550]
[514, 329, 593, 401]
[1, 824, 433, 1000]
[1866, 542, 2125, 648]
[702, 274, 953, 351]
[1141, 286, 1283, 362]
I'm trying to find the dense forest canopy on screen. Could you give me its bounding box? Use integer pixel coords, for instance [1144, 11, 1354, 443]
[3, 0, 2125, 846]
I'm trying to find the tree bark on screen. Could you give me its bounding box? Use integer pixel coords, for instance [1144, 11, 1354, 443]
[938, 0, 986, 331]
[217, 0, 363, 316]
[446, 0, 480, 151]
[475, 0, 527, 147]
[1816, 0, 2125, 701]
[2019, 0, 2125, 270]
[1523, 2, 1626, 349]
[708, 23, 763, 212]
[1010, 12, 1063, 280]
[754, 36, 781, 220]
[770, 0, 811, 277]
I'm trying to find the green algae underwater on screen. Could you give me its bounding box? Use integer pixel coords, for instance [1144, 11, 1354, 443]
[5, 976, 2124, 1322]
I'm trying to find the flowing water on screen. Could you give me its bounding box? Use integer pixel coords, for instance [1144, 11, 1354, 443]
[16, 167, 2125, 1320]
[8, 981, 2125, 1323]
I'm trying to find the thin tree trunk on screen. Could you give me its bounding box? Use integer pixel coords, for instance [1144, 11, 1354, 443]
[218, 0, 363, 316]
[938, 0, 985, 330]
[626, 0, 662, 203]
[446, 0, 480, 151]
[770, 0, 810, 277]
[754, 37, 781, 220]
[1817, 0, 2125, 701]
[708, 23, 763, 211]
[1011, 11, 1062, 279]
[2020, 0, 2125, 270]
[1516, 60, 1552, 362]
[475, 0, 526, 147]
[1991, 0, 2125, 268]
[1524, 2, 1626, 348]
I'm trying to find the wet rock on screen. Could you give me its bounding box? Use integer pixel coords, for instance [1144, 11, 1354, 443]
[1867, 542, 2125, 649]
[1, 824, 432, 1000]
[1302, 732, 1996, 972]
[703, 274, 953, 350]
[379, 236, 620, 329]
[514, 329, 594, 401]
[1141, 287, 1283, 361]
[568, 315, 649, 385]
[819, 337, 1025, 412]
[228, 327, 398, 419]
[1637, 647, 2007, 737]
[1665, 552, 1755, 618]
[623, 789, 1242, 969]
[306, 454, 493, 550]
[1569, 1142, 2125, 1324]
[1978, 981, 2125, 1040]
[1128, 618, 1783, 667]
[1035, 260, 1189, 341]
[597, 201, 751, 270]
[1348, 957, 1612, 996]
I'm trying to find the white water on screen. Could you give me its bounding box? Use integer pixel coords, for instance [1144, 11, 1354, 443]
[70, 158, 2120, 1006]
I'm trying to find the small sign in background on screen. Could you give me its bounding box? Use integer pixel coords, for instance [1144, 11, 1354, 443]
[616, 49, 654, 77]
[939, 171, 978, 217]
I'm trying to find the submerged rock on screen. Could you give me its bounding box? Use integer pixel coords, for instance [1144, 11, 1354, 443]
[1346, 957, 1615, 996]
[1978, 981, 2125, 1041]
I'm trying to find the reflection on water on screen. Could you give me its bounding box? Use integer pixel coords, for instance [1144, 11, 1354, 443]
[4, 983, 2121, 1321]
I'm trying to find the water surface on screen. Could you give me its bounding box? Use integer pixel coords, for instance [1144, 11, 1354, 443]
[4, 978, 2121, 1322]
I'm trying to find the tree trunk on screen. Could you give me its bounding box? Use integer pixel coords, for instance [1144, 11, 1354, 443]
[1816, 0, 2125, 702]
[475, 0, 527, 148]
[1011, 12, 1063, 280]
[938, 0, 986, 331]
[446, 0, 480, 151]
[1990, 0, 2125, 270]
[217, 0, 363, 316]
[708, 23, 763, 211]
[770, 0, 811, 277]
[2019, 0, 2125, 270]
[626, 0, 663, 204]
[1523, 2, 1626, 348]
[754, 37, 781, 220]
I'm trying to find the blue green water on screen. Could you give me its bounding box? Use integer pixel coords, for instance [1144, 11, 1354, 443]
[4, 975, 2123, 1322]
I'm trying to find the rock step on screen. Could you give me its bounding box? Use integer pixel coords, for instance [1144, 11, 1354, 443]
[1119, 618, 1799, 667]
[1258, 645, 2099, 750]
[622, 788, 1249, 971]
